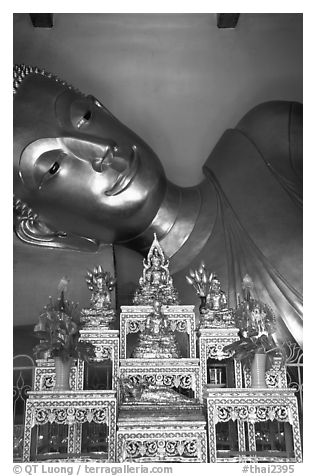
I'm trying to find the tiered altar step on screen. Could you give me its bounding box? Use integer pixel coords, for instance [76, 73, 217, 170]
[117, 403, 207, 463]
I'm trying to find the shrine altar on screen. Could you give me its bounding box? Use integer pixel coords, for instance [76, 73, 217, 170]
[20, 234, 303, 464]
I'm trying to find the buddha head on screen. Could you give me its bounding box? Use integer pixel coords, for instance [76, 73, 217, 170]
[13, 65, 166, 249]
[210, 276, 221, 294]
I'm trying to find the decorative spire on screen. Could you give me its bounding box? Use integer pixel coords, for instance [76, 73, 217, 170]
[85, 265, 116, 294]
[185, 261, 213, 297]
[242, 274, 255, 301]
[57, 276, 70, 312]
[186, 263, 234, 329]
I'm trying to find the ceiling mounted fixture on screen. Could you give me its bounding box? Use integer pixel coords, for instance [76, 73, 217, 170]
[217, 13, 240, 29]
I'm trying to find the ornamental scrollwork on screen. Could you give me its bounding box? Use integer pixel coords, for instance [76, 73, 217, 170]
[265, 371, 279, 388]
[215, 405, 289, 424]
[93, 345, 112, 361]
[207, 343, 234, 361]
[124, 438, 199, 460]
[169, 320, 188, 333]
[42, 375, 55, 390]
[33, 407, 108, 426]
[126, 321, 146, 335]
[123, 373, 194, 390]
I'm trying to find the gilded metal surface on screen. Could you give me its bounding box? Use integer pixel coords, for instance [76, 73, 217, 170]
[13, 65, 167, 249]
[22, 390, 117, 462]
[80, 265, 116, 328]
[186, 268, 235, 328]
[133, 234, 179, 305]
[204, 387, 302, 463]
[13, 65, 215, 263]
[13, 65, 302, 346]
[120, 305, 196, 359]
[131, 301, 181, 359]
[119, 358, 201, 401]
[119, 379, 197, 405]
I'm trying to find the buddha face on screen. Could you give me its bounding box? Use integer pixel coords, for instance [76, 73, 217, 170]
[14, 70, 166, 244]
[210, 279, 221, 294]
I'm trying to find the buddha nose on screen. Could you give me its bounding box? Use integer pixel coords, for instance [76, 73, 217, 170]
[60, 137, 129, 174]
[92, 145, 130, 174]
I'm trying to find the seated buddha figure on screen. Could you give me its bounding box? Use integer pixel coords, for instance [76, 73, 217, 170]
[133, 234, 179, 305]
[13, 65, 302, 346]
[200, 275, 233, 328]
[131, 300, 181, 359]
[206, 275, 228, 311]
[80, 265, 116, 328]
[148, 249, 166, 285]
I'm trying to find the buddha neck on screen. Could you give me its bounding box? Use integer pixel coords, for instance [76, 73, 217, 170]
[122, 177, 218, 273]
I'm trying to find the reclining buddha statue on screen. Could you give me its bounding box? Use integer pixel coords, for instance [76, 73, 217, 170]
[120, 377, 194, 405]
[13, 65, 302, 346]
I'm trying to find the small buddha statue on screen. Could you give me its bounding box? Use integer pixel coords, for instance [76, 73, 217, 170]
[186, 266, 234, 328]
[91, 274, 111, 309]
[207, 276, 228, 311]
[80, 265, 116, 328]
[133, 234, 179, 305]
[132, 301, 181, 359]
[149, 249, 166, 285]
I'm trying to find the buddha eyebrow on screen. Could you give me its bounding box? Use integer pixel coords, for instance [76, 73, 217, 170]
[87, 95, 103, 108]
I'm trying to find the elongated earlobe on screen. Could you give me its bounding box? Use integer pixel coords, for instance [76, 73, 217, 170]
[13, 195, 99, 251]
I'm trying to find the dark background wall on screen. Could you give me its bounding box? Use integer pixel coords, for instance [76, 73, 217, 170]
[13, 13, 302, 351]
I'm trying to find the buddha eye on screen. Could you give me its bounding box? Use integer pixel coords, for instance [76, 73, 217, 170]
[76, 110, 92, 129]
[83, 111, 92, 121]
[49, 162, 60, 175]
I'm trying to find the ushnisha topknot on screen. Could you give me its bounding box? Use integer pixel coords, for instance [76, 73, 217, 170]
[13, 64, 84, 96]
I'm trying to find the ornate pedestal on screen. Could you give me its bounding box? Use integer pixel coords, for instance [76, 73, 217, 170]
[79, 328, 119, 390]
[22, 390, 117, 462]
[117, 404, 207, 463]
[33, 359, 84, 391]
[119, 358, 201, 400]
[120, 305, 196, 359]
[198, 327, 242, 395]
[204, 388, 302, 463]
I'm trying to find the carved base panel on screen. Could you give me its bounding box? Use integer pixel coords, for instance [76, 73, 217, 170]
[204, 388, 302, 463]
[22, 391, 117, 462]
[117, 404, 207, 463]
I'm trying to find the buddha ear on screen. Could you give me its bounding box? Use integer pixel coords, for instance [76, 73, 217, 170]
[13, 196, 99, 252]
